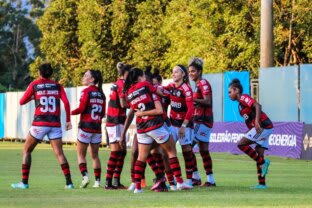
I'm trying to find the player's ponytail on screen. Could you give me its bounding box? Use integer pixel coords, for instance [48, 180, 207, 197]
[123, 68, 143, 94]
[144, 66, 153, 83]
[152, 68, 162, 84]
[90, 69, 104, 96]
[229, 78, 243, 93]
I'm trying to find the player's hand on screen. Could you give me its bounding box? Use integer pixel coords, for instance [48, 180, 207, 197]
[255, 122, 262, 133]
[65, 122, 72, 131]
[119, 134, 126, 149]
[178, 126, 185, 139]
[135, 111, 143, 117]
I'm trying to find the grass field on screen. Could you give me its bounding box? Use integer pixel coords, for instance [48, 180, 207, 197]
[0, 142, 311, 208]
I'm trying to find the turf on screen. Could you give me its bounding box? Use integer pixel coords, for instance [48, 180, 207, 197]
[0, 142, 311, 208]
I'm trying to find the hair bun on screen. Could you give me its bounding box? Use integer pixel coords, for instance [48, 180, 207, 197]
[231, 78, 241, 84]
[116, 62, 124, 70]
[145, 66, 152, 73]
[153, 68, 160, 76]
[188, 57, 204, 67]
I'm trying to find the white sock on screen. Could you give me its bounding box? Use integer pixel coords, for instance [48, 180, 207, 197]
[207, 174, 215, 184]
[192, 171, 200, 180]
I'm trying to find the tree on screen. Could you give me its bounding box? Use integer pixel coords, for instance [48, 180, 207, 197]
[76, 0, 115, 83]
[0, 1, 41, 90]
[30, 0, 80, 86]
[274, 0, 312, 65]
[127, 0, 170, 77]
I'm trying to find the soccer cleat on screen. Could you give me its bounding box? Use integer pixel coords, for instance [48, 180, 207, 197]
[177, 182, 193, 190]
[141, 179, 146, 188]
[104, 184, 117, 190]
[150, 177, 166, 191]
[261, 159, 270, 177]
[201, 182, 216, 187]
[113, 183, 127, 190]
[192, 178, 202, 186]
[92, 181, 101, 188]
[11, 182, 29, 189]
[170, 185, 177, 191]
[133, 188, 144, 194]
[251, 184, 268, 189]
[127, 183, 136, 191]
[80, 176, 90, 188]
[65, 184, 74, 189]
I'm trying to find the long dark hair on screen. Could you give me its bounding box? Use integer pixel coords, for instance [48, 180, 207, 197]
[117, 62, 131, 77]
[39, 63, 53, 78]
[89, 70, 104, 95]
[152, 68, 162, 84]
[144, 66, 153, 83]
[229, 78, 243, 93]
[177, 64, 189, 85]
[123, 67, 143, 93]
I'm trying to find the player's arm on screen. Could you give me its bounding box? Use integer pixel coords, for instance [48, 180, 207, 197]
[135, 100, 163, 117]
[101, 97, 106, 118]
[194, 93, 212, 107]
[119, 108, 135, 148]
[194, 82, 212, 107]
[60, 86, 72, 130]
[71, 91, 88, 115]
[19, 84, 34, 105]
[183, 99, 194, 127]
[252, 101, 262, 132]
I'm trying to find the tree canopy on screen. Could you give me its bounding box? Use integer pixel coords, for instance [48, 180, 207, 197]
[1, 0, 311, 89]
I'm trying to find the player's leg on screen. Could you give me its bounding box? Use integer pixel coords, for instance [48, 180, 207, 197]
[198, 141, 216, 187]
[159, 135, 193, 190]
[112, 125, 127, 189]
[253, 145, 268, 188]
[128, 133, 139, 190]
[89, 133, 101, 188]
[11, 133, 38, 189]
[237, 128, 265, 165]
[50, 137, 73, 189]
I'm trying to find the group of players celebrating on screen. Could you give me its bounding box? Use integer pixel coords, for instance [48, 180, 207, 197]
[11, 57, 273, 193]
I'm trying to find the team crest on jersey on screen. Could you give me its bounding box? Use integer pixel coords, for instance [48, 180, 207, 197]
[186, 91, 191, 96]
[37, 84, 45, 89]
[176, 91, 181, 97]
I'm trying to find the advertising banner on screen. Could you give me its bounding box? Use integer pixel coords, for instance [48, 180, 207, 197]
[301, 124, 312, 160]
[209, 122, 304, 159]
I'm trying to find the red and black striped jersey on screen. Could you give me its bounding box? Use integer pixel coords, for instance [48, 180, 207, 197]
[126, 81, 163, 133]
[19, 78, 70, 127]
[106, 79, 127, 126]
[155, 85, 171, 126]
[72, 85, 106, 133]
[166, 82, 194, 128]
[239, 94, 273, 129]
[193, 79, 213, 128]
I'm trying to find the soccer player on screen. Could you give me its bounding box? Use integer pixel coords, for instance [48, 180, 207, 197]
[165, 65, 195, 187]
[188, 57, 216, 187]
[11, 63, 74, 189]
[152, 70, 177, 190]
[228, 78, 273, 189]
[120, 68, 192, 193]
[71, 70, 106, 188]
[128, 67, 168, 192]
[104, 62, 131, 189]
